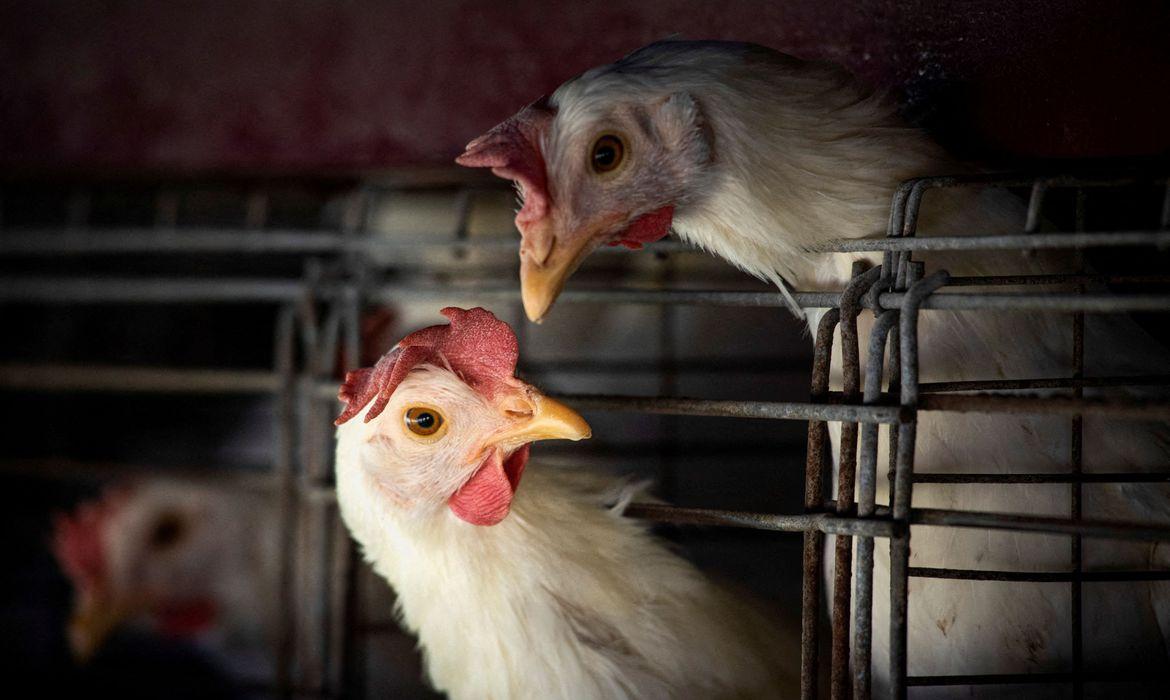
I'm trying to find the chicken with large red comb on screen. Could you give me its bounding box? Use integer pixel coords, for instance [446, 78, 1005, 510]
[333, 306, 796, 699]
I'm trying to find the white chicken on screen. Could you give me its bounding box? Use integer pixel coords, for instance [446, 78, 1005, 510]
[457, 40, 1170, 695]
[53, 481, 280, 684]
[333, 306, 797, 699]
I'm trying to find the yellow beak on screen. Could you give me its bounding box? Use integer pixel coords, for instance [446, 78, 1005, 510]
[519, 219, 610, 323]
[68, 595, 131, 662]
[489, 393, 591, 450]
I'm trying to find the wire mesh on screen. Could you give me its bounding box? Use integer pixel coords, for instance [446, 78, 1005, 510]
[1, 171, 1169, 697]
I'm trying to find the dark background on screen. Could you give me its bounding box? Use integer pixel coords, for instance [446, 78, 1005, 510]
[2, 0, 1169, 175]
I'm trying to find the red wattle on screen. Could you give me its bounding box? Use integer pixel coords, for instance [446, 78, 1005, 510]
[448, 445, 530, 526]
[608, 205, 674, 249]
[156, 597, 218, 637]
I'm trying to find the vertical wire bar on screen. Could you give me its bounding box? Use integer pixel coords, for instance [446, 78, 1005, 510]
[802, 308, 841, 700]
[312, 302, 349, 697]
[900, 182, 928, 237]
[154, 190, 179, 228]
[890, 267, 948, 700]
[886, 181, 914, 291]
[1025, 181, 1049, 233]
[452, 188, 474, 261]
[273, 304, 299, 698]
[246, 190, 270, 229]
[885, 329, 901, 507]
[337, 189, 367, 697]
[1160, 181, 1170, 230]
[1070, 188, 1087, 700]
[66, 189, 91, 229]
[657, 251, 679, 501]
[339, 282, 363, 699]
[299, 300, 342, 695]
[293, 264, 324, 692]
[832, 263, 882, 700]
[853, 308, 900, 700]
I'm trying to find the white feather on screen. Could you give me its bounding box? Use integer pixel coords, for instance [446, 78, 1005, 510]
[550, 39, 1170, 694]
[335, 365, 797, 699]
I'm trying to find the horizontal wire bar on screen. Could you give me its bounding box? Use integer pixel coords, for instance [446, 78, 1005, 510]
[0, 456, 340, 503]
[896, 173, 1169, 190]
[5, 364, 1166, 422]
[914, 472, 1170, 484]
[8, 454, 1170, 544]
[919, 375, 1170, 393]
[908, 566, 1170, 582]
[5, 228, 1169, 257]
[917, 393, 1170, 420]
[622, 503, 899, 537]
[878, 291, 1170, 312]
[0, 228, 695, 256]
[0, 456, 281, 491]
[618, 504, 1170, 543]
[555, 394, 905, 423]
[0, 363, 281, 394]
[823, 389, 1170, 420]
[946, 273, 1170, 287]
[911, 508, 1170, 542]
[0, 229, 344, 254]
[815, 231, 1170, 253]
[0, 360, 807, 396]
[0, 277, 306, 303]
[907, 671, 1170, 687]
[4, 276, 1170, 312]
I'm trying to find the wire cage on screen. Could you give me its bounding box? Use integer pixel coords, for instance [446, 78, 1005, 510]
[1, 171, 1169, 698]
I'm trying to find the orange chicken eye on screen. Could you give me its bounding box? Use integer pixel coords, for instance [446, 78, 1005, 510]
[404, 406, 446, 438]
[590, 134, 625, 173]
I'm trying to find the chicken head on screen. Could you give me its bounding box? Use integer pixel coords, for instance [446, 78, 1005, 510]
[52, 484, 233, 661]
[333, 306, 590, 526]
[457, 80, 712, 322]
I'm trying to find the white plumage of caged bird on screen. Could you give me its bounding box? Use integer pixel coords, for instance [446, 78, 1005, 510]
[332, 307, 798, 699]
[458, 39, 1170, 697]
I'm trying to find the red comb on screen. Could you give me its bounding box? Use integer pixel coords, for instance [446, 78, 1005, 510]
[335, 307, 520, 425]
[455, 97, 555, 227]
[52, 488, 129, 594]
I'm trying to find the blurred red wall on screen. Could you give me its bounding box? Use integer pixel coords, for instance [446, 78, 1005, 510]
[2, 0, 1168, 173]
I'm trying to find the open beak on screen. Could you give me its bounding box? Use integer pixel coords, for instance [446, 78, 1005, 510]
[489, 392, 591, 451]
[68, 595, 131, 662]
[519, 218, 614, 323]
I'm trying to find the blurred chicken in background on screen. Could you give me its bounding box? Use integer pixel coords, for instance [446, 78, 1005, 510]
[53, 482, 279, 689]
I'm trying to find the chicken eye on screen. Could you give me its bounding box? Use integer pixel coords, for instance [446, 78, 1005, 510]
[150, 512, 187, 551]
[404, 406, 446, 438]
[590, 134, 625, 174]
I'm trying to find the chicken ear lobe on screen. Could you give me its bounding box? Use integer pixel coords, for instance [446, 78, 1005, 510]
[455, 98, 556, 226]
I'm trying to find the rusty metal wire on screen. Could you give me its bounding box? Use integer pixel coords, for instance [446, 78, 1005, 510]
[3, 171, 1170, 698]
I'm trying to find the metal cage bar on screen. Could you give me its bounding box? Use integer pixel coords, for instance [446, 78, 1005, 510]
[3, 171, 1170, 698]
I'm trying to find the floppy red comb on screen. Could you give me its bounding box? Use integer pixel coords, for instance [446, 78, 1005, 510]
[455, 97, 555, 227]
[52, 488, 129, 594]
[335, 307, 520, 425]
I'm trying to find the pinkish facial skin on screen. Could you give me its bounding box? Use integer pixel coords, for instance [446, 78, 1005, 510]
[335, 307, 589, 527]
[457, 91, 709, 322]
